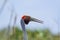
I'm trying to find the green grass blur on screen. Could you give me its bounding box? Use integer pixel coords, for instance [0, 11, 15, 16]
[0, 27, 59, 40]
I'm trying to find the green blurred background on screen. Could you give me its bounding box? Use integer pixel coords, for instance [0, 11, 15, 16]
[0, 27, 59, 40]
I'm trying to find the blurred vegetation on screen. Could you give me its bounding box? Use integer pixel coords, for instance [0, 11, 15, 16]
[0, 27, 59, 40]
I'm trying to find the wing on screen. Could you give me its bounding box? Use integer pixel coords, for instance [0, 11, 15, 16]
[20, 19, 25, 31]
[20, 19, 28, 40]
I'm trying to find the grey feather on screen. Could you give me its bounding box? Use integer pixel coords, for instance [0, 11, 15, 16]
[21, 19, 28, 40]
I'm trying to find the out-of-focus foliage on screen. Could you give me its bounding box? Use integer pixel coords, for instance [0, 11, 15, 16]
[0, 27, 60, 40]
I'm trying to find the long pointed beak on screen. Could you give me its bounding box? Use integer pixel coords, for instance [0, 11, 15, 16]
[30, 17, 43, 24]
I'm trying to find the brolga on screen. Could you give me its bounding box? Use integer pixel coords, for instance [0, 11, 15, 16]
[20, 15, 43, 40]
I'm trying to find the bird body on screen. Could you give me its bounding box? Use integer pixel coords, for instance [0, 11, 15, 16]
[22, 15, 30, 24]
[21, 15, 43, 40]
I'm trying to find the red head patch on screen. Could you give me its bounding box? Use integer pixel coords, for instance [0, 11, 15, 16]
[22, 15, 26, 19]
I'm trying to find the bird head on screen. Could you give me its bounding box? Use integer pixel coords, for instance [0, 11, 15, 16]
[22, 15, 43, 24]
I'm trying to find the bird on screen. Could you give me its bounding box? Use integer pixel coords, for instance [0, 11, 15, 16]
[20, 15, 43, 40]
